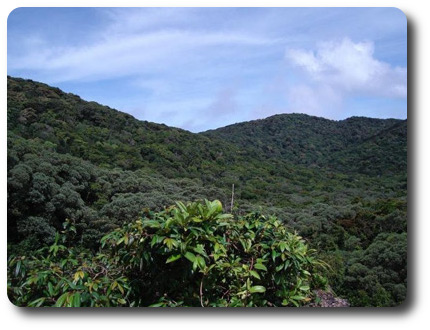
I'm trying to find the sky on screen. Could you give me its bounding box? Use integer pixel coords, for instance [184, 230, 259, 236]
[7, 7, 407, 132]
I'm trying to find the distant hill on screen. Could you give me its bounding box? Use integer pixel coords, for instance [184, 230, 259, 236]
[203, 113, 406, 176]
[7, 76, 241, 178]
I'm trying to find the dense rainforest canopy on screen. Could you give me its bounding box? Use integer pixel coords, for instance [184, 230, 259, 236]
[7, 76, 407, 307]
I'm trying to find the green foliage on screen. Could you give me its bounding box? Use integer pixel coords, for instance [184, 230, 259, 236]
[204, 114, 406, 176]
[8, 201, 327, 307]
[7, 76, 407, 307]
[8, 222, 131, 307]
[339, 232, 407, 306]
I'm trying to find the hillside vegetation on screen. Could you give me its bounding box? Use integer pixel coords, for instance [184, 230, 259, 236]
[7, 76, 407, 306]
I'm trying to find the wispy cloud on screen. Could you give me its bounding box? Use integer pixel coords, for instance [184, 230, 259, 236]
[9, 29, 273, 83]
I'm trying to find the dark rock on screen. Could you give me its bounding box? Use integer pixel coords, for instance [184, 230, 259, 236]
[307, 289, 350, 307]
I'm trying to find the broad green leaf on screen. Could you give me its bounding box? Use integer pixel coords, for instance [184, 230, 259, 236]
[291, 295, 306, 300]
[91, 292, 100, 300]
[213, 200, 223, 212]
[249, 270, 261, 280]
[290, 299, 299, 307]
[271, 249, 278, 262]
[176, 201, 188, 213]
[254, 263, 267, 271]
[149, 302, 165, 307]
[163, 238, 176, 250]
[73, 292, 81, 307]
[164, 218, 174, 228]
[15, 260, 21, 277]
[185, 251, 196, 263]
[166, 254, 182, 264]
[196, 255, 206, 270]
[73, 270, 84, 283]
[55, 292, 69, 307]
[143, 220, 161, 228]
[215, 214, 233, 220]
[193, 245, 207, 257]
[299, 286, 310, 291]
[48, 282, 54, 296]
[117, 298, 127, 305]
[249, 285, 266, 293]
[29, 297, 46, 307]
[117, 282, 125, 295]
[150, 235, 158, 247]
[279, 242, 286, 252]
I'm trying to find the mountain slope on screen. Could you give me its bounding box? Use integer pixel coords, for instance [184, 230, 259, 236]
[203, 113, 406, 176]
[7, 76, 407, 213]
[7, 76, 242, 177]
[326, 119, 407, 176]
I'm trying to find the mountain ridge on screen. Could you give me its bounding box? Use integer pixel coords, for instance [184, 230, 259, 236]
[9, 75, 404, 135]
[203, 109, 406, 176]
[8, 76, 406, 177]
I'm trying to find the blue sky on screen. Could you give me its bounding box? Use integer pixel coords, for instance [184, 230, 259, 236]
[7, 7, 407, 132]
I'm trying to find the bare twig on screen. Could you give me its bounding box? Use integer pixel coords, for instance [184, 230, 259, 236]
[222, 289, 231, 299]
[230, 184, 235, 212]
[200, 276, 205, 307]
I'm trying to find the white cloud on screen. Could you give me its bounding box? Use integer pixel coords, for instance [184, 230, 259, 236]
[287, 49, 323, 74]
[286, 38, 407, 99]
[286, 84, 343, 117]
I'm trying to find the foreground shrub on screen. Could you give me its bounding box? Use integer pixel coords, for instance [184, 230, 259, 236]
[8, 200, 327, 307]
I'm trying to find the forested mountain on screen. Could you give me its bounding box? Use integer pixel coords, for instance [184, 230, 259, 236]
[7, 76, 241, 176]
[7, 76, 407, 307]
[204, 113, 407, 176]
